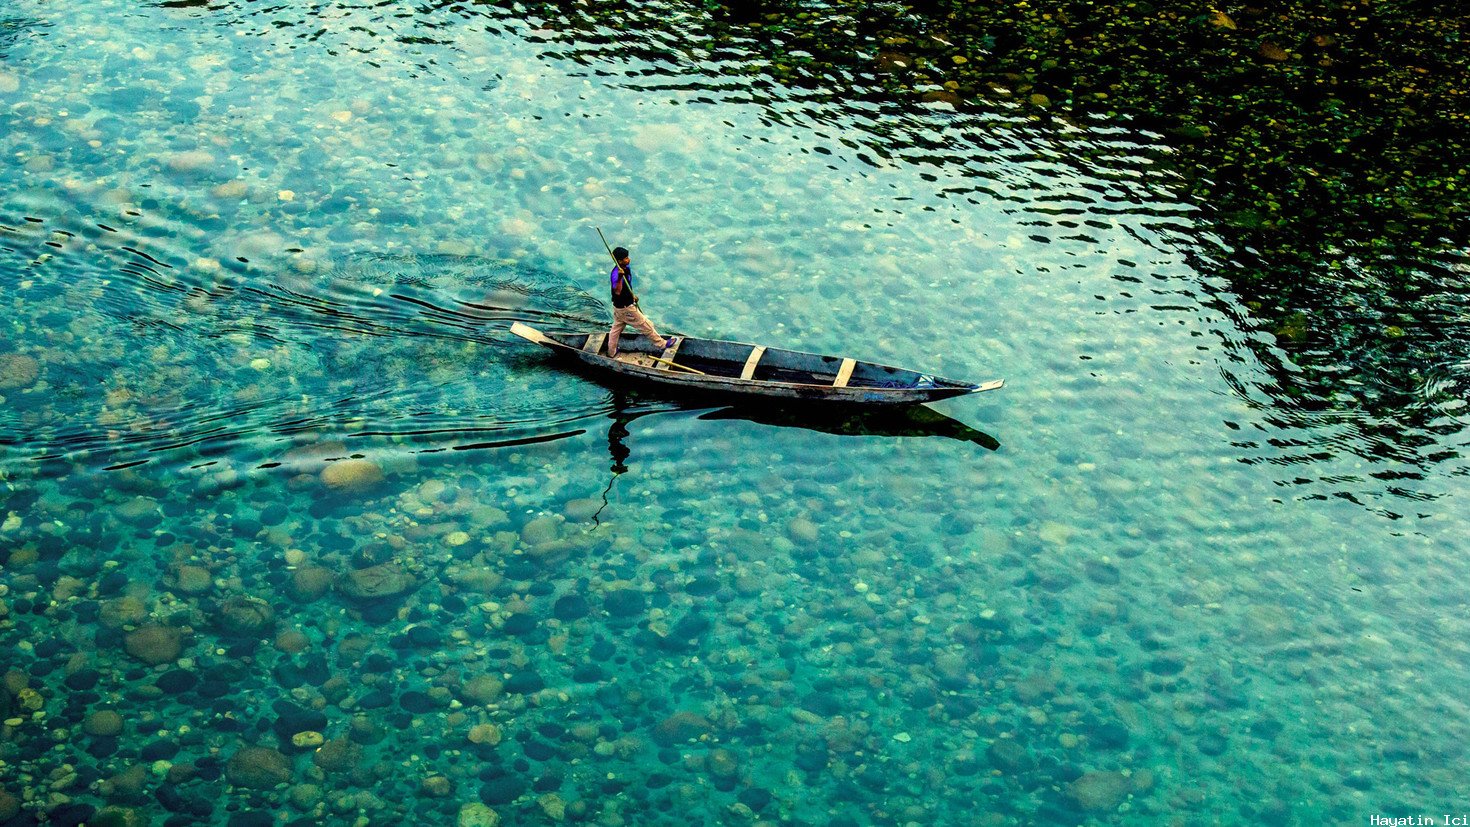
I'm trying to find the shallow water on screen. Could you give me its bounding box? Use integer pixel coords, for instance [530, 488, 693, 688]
[2, 1, 1468, 825]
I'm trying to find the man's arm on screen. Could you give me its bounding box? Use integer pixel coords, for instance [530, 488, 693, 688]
[613, 268, 637, 304]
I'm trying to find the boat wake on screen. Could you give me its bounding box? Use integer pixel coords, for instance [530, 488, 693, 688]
[0, 215, 618, 481]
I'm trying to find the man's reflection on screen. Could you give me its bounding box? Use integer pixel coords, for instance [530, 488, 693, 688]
[593, 390, 640, 526]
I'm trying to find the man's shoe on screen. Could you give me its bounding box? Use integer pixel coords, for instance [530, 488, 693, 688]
[663, 337, 677, 350]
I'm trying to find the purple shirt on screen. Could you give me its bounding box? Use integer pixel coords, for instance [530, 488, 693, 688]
[610, 264, 636, 308]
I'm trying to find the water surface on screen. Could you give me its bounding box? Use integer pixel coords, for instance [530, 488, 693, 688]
[1, 1, 1467, 825]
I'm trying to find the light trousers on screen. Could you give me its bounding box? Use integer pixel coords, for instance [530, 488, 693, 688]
[609, 305, 665, 355]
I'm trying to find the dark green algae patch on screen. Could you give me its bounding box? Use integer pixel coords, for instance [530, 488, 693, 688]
[506, 0, 1470, 477]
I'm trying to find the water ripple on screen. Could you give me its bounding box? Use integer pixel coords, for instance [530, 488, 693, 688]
[2, 0, 1464, 515]
[0, 207, 614, 477]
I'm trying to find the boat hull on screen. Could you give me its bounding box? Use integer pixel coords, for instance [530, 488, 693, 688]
[510, 323, 1002, 406]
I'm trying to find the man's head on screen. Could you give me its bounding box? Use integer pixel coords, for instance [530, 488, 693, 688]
[612, 246, 630, 264]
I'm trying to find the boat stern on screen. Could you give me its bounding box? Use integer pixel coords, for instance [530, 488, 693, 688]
[510, 322, 555, 346]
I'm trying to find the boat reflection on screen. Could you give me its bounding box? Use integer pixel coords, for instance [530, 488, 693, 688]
[692, 401, 1001, 450]
[588, 389, 999, 523]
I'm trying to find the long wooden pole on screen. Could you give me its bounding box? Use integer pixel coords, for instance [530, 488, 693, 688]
[595, 228, 693, 370]
[596, 227, 638, 309]
[595, 227, 624, 277]
[648, 355, 706, 375]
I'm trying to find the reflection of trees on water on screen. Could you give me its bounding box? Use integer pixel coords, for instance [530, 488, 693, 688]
[138, 0, 1468, 503]
[474, 0, 1470, 506]
[0, 14, 47, 59]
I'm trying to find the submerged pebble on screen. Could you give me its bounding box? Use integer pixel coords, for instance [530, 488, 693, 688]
[320, 459, 384, 491]
[0, 354, 40, 389]
[82, 710, 123, 737]
[458, 802, 501, 827]
[123, 626, 183, 665]
[338, 563, 416, 600]
[226, 746, 291, 789]
[1069, 771, 1131, 812]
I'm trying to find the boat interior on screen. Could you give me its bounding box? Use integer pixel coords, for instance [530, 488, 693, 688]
[565, 331, 945, 389]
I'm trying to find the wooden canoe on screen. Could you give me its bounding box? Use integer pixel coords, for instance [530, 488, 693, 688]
[510, 322, 1002, 405]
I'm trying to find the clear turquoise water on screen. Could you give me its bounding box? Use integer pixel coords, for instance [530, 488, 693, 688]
[2, 2, 1468, 825]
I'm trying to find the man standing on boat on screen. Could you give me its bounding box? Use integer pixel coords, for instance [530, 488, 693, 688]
[607, 245, 676, 358]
